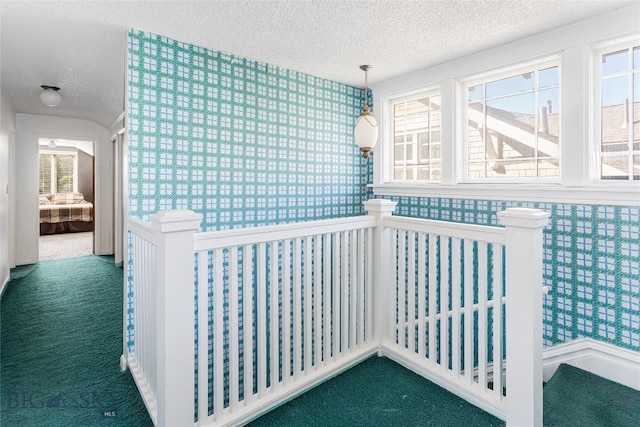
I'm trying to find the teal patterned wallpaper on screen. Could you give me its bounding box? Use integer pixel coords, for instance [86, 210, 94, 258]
[382, 196, 640, 352]
[126, 30, 369, 352]
[127, 29, 639, 356]
[127, 30, 369, 230]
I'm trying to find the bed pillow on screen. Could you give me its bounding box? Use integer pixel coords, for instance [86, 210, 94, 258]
[54, 192, 86, 204]
[39, 194, 52, 205]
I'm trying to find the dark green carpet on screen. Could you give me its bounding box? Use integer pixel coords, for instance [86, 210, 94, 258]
[249, 356, 505, 427]
[1, 255, 153, 426]
[543, 363, 640, 427]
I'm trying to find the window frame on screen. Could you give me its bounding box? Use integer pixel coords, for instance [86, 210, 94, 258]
[39, 150, 79, 195]
[460, 57, 561, 184]
[591, 36, 640, 183]
[381, 88, 441, 184]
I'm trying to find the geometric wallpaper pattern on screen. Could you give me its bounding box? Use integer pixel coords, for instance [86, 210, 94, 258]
[385, 196, 640, 352]
[128, 30, 369, 229]
[127, 30, 369, 351]
[127, 29, 639, 356]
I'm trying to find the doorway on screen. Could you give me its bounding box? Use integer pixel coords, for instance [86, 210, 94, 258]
[38, 138, 95, 261]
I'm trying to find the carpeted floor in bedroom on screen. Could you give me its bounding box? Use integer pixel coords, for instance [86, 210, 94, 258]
[39, 231, 93, 261]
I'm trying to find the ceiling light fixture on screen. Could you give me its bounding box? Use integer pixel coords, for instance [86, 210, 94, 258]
[354, 65, 378, 159]
[40, 85, 61, 107]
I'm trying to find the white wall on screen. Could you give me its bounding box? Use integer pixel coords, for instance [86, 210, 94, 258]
[0, 92, 15, 294]
[14, 114, 113, 265]
[108, 113, 126, 265]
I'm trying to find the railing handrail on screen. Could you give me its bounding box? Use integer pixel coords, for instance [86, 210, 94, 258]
[382, 216, 506, 244]
[130, 214, 505, 248]
[193, 214, 377, 251]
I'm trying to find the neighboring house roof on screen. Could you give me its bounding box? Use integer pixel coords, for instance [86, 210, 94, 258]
[467, 103, 559, 159]
[467, 101, 638, 175]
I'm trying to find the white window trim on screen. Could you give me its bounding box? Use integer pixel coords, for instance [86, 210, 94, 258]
[460, 57, 561, 184]
[368, 182, 639, 206]
[370, 4, 640, 207]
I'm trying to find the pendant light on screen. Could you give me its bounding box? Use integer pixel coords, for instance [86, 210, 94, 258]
[354, 65, 378, 159]
[40, 85, 61, 107]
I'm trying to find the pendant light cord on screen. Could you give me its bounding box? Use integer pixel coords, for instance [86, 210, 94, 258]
[364, 69, 369, 108]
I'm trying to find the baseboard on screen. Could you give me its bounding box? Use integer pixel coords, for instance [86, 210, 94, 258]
[543, 338, 640, 390]
[0, 273, 9, 299]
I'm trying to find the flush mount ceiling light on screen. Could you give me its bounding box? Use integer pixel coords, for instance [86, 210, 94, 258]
[40, 85, 61, 107]
[47, 139, 57, 149]
[354, 65, 378, 159]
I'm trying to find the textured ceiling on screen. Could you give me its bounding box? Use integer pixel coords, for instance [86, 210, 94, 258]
[1, 0, 637, 129]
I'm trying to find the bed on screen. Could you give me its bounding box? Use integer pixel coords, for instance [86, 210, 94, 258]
[39, 192, 94, 235]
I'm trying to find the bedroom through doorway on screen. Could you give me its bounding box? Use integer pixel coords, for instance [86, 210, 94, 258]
[38, 138, 95, 261]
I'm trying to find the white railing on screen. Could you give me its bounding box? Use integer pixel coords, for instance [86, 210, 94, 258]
[125, 210, 203, 426]
[125, 220, 160, 425]
[193, 214, 378, 426]
[125, 199, 549, 427]
[381, 214, 508, 417]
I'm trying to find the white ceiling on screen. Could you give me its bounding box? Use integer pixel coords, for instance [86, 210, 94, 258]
[1, 1, 636, 129]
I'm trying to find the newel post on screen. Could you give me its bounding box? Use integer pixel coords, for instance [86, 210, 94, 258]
[150, 210, 202, 427]
[363, 199, 397, 354]
[498, 208, 550, 427]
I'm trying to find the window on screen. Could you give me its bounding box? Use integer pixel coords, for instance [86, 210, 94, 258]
[595, 41, 640, 181]
[465, 61, 560, 180]
[391, 91, 441, 181]
[39, 153, 77, 194]
[373, 11, 638, 205]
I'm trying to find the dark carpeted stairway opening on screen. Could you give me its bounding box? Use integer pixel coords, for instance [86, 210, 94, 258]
[543, 363, 640, 427]
[3, 256, 638, 426]
[249, 356, 504, 427]
[250, 359, 640, 427]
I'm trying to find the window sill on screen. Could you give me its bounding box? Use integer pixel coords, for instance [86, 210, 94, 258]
[369, 183, 640, 206]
